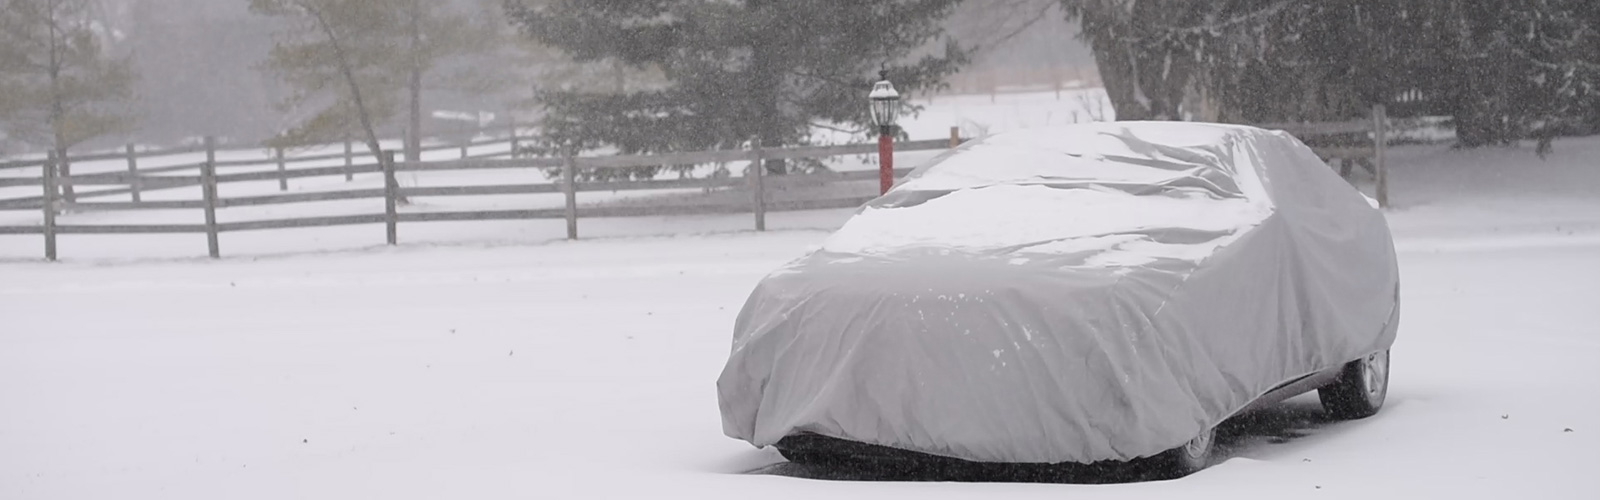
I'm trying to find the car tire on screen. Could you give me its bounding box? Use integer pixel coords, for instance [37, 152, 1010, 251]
[1152, 426, 1216, 477]
[778, 447, 843, 466]
[1319, 349, 1390, 420]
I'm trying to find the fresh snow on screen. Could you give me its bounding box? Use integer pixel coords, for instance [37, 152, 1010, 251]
[3, 91, 1599, 498]
[823, 184, 1267, 259]
[2, 207, 1596, 499]
[895, 123, 1249, 192]
[823, 124, 1278, 262]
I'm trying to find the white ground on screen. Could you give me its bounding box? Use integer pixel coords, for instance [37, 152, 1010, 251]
[3, 93, 1599, 498]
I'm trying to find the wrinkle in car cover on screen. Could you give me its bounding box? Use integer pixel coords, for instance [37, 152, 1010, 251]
[716, 123, 1400, 464]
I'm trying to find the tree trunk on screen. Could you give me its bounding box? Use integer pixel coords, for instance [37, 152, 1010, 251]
[1452, 35, 1520, 147]
[305, 3, 384, 166]
[406, 0, 423, 163]
[408, 65, 422, 163]
[1136, 48, 1191, 120]
[612, 59, 626, 94]
[748, 1, 787, 175]
[45, 0, 75, 202]
[1077, 1, 1194, 122]
[1091, 40, 1153, 121]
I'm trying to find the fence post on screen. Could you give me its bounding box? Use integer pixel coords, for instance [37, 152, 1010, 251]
[751, 139, 766, 232]
[949, 126, 961, 148]
[275, 146, 288, 191]
[383, 151, 398, 245]
[562, 155, 578, 240]
[42, 152, 57, 261]
[460, 144, 469, 159]
[202, 137, 220, 259]
[343, 140, 354, 182]
[507, 116, 519, 159]
[1053, 68, 1062, 100]
[125, 144, 141, 202]
[1374, 104, 1389, 209]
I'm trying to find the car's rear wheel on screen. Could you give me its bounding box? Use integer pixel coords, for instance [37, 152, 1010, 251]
[1319, 349, 1390, 419]
[1151, 426, 1216, 477]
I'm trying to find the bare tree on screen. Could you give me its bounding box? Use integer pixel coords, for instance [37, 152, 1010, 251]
[0, 0, 135, 201]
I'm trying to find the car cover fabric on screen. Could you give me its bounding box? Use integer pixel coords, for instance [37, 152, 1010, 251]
[716, 123, 1400, 464]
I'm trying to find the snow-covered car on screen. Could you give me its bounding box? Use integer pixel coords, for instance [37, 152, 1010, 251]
[716, 122, 1401, 476]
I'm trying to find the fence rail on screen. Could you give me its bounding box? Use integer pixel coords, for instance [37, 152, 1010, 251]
[2, 132, 962, 260]
[0, 145, 211, 170]
[0, 130, 529, 172]
[2, 109, 1394, 261]
[1254, 105, 1391, 206]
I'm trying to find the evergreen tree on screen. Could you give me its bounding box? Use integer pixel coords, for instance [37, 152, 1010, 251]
[1450, 0, 1600, 153]
[250, 0, 501, 163]
[1057, 0, 1205, 121]
[0, 0, 135, 201]
[1195, 0, 1405, 123]
[467, 0, 667, 144]
[1059, 0, 1382, 123]
[1063, 0, 1600, 153]
[505, 0, 968, 179]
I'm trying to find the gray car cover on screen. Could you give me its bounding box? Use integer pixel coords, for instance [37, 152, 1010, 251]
[717, 123, 1400, 464]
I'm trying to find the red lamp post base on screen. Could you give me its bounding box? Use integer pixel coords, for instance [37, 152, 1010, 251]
[878, 129, 894, 195]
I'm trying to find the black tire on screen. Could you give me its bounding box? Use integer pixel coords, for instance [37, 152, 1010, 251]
[1151, 426, 1216, 478]
[1319, 349, 1391, 420]
[778, 447, 844, 466]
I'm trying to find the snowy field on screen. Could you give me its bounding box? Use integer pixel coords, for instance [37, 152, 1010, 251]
[4, 96, 1600, 498]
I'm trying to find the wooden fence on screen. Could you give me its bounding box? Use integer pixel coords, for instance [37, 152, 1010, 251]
[0, 130, 527, 205]
[1, 109, 1394, 261]
[1254, 104, 1391, 207]
[1, 133, 965, 260]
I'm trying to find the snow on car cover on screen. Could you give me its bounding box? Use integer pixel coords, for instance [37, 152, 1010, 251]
[716, 122, 1400, 464]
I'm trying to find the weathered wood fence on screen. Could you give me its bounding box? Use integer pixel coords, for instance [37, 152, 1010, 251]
[1255, 104, 1392, 207]
[1, 110, 1393, 261]
[0, 130, 526, 205]
[1, 133, 965, 260]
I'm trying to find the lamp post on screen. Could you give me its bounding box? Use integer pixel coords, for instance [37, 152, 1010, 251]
[869, 71, 901, 195]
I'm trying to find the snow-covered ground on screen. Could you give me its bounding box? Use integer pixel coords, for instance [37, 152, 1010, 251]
[3, 93, 1599, 498]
